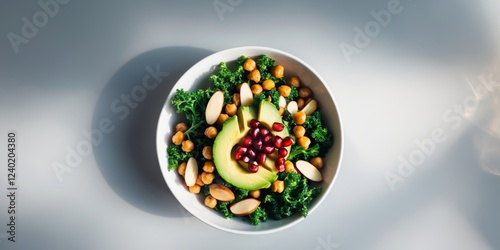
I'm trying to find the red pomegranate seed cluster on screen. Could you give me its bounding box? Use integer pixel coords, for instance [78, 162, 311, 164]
[234, 119, 294, 173]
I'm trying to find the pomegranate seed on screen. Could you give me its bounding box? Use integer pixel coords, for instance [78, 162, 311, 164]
[250, 119, 260, 128]
[272, 122, 284, 132]
[234, 146, 247, 160]
[273, 136, 283, 148]
[242, 155, 251, 163]
[282, 136, 294, 147]
[253, 139, 263, 151]
[263, 135, 273, 144]
[246, 148, 256, 158]
[250, 127, 260, 138]
[260, 128, 270, 137]
[278, 148, 288, 157]
[257, 153, 267, 164]
[242, 136, 252, 147]
[248, 162, 259, 172]
[276, 164, 285, 172]
[263, 144, 274, 154]
[276, 157, 285, 166]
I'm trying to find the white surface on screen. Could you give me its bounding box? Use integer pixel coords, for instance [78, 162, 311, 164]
[1, 1, 500, 250]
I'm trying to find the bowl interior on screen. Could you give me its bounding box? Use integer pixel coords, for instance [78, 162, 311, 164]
[156, 46, 343, 234]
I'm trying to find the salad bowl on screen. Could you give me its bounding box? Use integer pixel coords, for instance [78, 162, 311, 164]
[156, 46, 343, 234]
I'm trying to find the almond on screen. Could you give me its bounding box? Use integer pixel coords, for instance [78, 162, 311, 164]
[301, 99, 317, 115]
[295, 160, 323, 182]
[209, 184, 235, 202]
[286, 101, 298, 115]
[279, 95, 286, 108]
[205, 91, 225, 125]
[229, 198, 261, 216]
[184, 157, 199, 187]
[239, 82, 253, 106]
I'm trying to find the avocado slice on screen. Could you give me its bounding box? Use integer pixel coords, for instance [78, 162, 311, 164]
[213, 108, 277, 190]
[257, 100, 289, 139]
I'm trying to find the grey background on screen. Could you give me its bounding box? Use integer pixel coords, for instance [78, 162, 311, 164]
[1, 0, 500, 249]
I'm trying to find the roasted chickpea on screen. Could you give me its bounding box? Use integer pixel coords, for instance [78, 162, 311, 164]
[278, 85, 291, 97]
[297, 98, 305, 110]
[287, 76, 300, 88]
[293, 125, 306, 138]
[271, 65, 284, 78]
[189, 184, 201, 194]
[243, 58, 256, 71]
[175, 122, 188, 132]
[249, 190, 260, 199]
[202, 146, 213, 160]
[284, 161, 295, 173]
[251, 84, 263, 95]
[216, 113, 229, 125]
[310, 157, 324, 169]
[262, 79, 275, 91]
[271, 180, 285, 193]
[181, 140, 194, 152]
[299, 87, 312, 98]
[177, 162, 187, 176]
[248, 69, 261, 83]
[196, 175, 205, 186]
[232, 93, 241, 106]
[203, 161, 215, 173]
[204, 195, 217, 208]
[201, 172, 215, 185]
[225, 103, 237, 116]
[171, 131, 185, 145]
[278, 107, 285, 116]
[204, 126, 218, 139]
[266, 96, 272, 103]
[293, 111, 306, 125]
[298, 136, 311, 149]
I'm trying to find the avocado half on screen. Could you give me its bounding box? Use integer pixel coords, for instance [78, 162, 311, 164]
[212, 101, 288, 190]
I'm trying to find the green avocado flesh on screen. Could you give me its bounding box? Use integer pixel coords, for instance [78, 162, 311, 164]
[213, 101, 292, 190]
[213, 105, 278, 190]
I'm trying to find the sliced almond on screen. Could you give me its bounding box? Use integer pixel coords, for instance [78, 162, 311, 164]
[205, 91, 225, 125]
[279, 95, 287, 108]
[239, 82, 253, 106]
[184, 157, 199, 187]
[286, 101, 298, 115]
[229, 198, 261, 216]
[209, 184, 235, 202]
[295, 160, 323, 182]
[301, 99, 317, 115]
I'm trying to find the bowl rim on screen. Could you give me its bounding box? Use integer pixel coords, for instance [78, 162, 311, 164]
[155, 46, 344, 234]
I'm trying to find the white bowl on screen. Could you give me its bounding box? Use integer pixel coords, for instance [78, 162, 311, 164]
[156, 46, 343, 234]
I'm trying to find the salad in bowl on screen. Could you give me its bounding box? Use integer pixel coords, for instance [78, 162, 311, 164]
[156, 47, 343, 234]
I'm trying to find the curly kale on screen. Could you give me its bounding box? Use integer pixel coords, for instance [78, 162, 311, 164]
[303, 110, 334, 154]
[209, 61, 245, 103]
[285, 85, 299, 103]
[287, 143, 320, 162]
[167, 144, 191, 170]
[215, 202, 233, 219]
[249, 207, 268, 225]
[263, 172, 321, 219]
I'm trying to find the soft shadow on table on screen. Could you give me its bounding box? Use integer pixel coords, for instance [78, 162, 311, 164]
[334, 127, 500, 249]
[92, 46, 213, 217]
